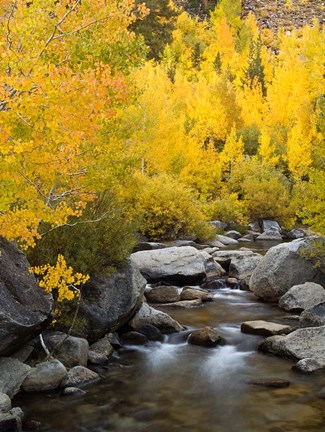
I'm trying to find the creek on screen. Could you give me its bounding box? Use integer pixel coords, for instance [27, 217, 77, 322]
[15, 243, 325, 432]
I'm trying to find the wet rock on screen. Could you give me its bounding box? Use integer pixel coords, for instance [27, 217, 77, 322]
[138, 324, 164, 342]
[0, 358, 31, 398]
[88, 337, 114, 365]
[130, 303, 183, 334]
[0, 393, 11, 413]
[299, 302, 325, 328]
[0, 413, 21, 432]
[60, 366, 100, 388]
[249, 237, 325, 302]
[120, 331, 148, 345]
[201, 279, 225, 290]
[213, 249, 262, 283]
[188, 326, 224, 347]
[293, 358, 324, 373]
[22, 360, 67, 392]
[63, 387, 87, 397]
[42, 332, 89, 368]
[180, 287, 213, 302]
[79, 259, 146, 342]
[0, 237, 53, 357]
[279, 282, 325, 312]
[226, 278, 240, 288]
[215, 235, 239, 246]
[248, 379, 290, 388]
[258, 325, 325, 372]
[241, 320, 292, 337]
[145, 285, 180, 304]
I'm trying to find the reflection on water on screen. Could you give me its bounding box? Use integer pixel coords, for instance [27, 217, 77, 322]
[15, 287, 325, 432]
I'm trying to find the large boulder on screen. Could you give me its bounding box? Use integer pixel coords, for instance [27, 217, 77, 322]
[259, 326, 325, 372]
[0, 237, 53, 356]
[0, 357, 31, 398]
[299, 302, 325, 328]
[131, 246, 220, 284]
[42, 332, 89, 368]
[78, 259, 146, 342]
[279, 282, 325, 312]
[129, 303, 183, 334]
[249, 237, 325, 302]
[213, 249, 262, 283]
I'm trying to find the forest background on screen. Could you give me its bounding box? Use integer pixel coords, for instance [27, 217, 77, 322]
[0, 0, 324, 299]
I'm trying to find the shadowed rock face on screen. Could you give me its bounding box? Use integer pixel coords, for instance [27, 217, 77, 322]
[0, 237, 53, 356]
[242, 0, 325, 34]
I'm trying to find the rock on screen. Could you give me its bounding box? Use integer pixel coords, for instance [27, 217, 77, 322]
[10, 344, 34, 363]
[180, 287, 213, 302]
[129, 303, 183, 334]
[241, 320, 292, 337]
[105, 333, 121, 349]
[317, 387, 325, 399]
[247, 379, 290, 388]
[294, 358, 324, 373]
[120, 331, 148, 345]
[257, 227, 282, 240]
[132, 242, 166, 252]
[0, 393, 11, 413]
[286, 229, 306, 240]
[157, 299, 203, 308]
[145, 285, 180, 303]
[279, 282, 325, 312]
[249, 237, 325, 302]
[0, 413, 21, 432]
[205, 239, 226, 248]
[259, 325, 325, 372]
[22, 360, 67, 392]
[42, 332, 89, 368]
[79, 259, 146, 342]
[0, 237, 53, 357]
[137, 324, 164, 342]
[170, 240, 209, 250]
[261, 220, 281, 232]
[63, 387, 87, 397]
[248, 221, 261, 232]
[215, 235, 239, 246]
[60, 366, 100, 388]
[213, 249, 262, 283]
[0, 358, 31, 398]
[88, 337, 114, 365]
[225, 230, 242, 240]
[9, 408, 23, 422]
[208, 220, 227, 230]
[188, 326, 224, 347]
[226, 278, 240, 288]
[131, 246, 220, 284]
[299, 302, 325, 328]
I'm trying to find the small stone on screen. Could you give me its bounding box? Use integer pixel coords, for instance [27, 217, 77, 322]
[188, 327, 224, 347]
[63, 387, 87, 397]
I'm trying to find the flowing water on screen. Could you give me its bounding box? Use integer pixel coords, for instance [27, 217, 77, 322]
[15, 245, 325, 432]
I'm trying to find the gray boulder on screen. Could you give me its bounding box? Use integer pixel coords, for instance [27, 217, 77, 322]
[131, 246, 220, 284]
[279, 282, 325, 312]
[180, 287, 213, 302]
[249, 237, 325, 301]
[261, 220, 281, 232]
[208, 220, 227, 230]
[257, 227, 282, 240]
[42, 332, 89, 368]
[0, 237, 53, 356]
[286, 229, 306, 240]
[215, 235, 239, 246]
[0, 393, 11, 413]
[0, 357, 31, 398]
[130, 303, 183, 334]
[22, 360, 67, 392]
[213, 249, 262, 283]
[79, 259, 146, 342]
[60, 366, 100, 388]
[259, 325, 325, 372]
[145, 286, 180, 304]
[299, 302, 325, 328]
[225, 230, 242, 240]
[88, 337, 113, 365]
[241, 320, 292, 337]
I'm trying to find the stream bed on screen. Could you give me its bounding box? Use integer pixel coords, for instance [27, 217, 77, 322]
[15, 286, 325, 432]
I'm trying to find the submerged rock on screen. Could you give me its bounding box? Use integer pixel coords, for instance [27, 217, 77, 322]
[249, 237, 325, 302]
[247, 379, 290, 388]
[0, 237, 53, 357]
[63, 387, 87, 397]
[188, 326, 224, 347]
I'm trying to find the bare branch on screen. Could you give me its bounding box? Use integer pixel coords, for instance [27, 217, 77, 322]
[16, 112, 33, 127]
[19, 171, 48, 201]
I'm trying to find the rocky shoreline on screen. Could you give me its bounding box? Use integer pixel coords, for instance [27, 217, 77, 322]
[0, 220, 324, 431]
